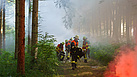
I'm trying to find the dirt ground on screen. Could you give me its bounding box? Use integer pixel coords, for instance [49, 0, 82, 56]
[56, 58, 106, 77]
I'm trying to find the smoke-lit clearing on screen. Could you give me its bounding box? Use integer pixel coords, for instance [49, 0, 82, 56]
[104, 45, 137, 77]
[39, 0, 80, 45]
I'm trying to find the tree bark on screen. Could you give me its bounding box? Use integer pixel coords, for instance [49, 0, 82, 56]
[31, 0, 38, 60]
[133, 17, 137, 44]
[15, 0, 19, 59]
[99, 7, 101, 36]
[17, 0, 25, 75]
[126, 16, 130, 44]
[123, 16, 125, 38]
[3, 0, 5, 51]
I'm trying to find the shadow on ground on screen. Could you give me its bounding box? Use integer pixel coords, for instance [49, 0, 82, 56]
[56, 59, 106, 77]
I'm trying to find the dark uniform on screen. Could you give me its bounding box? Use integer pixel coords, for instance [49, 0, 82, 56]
[67, 39, 72, 59]
[56, 43, 65, 61]
[65, 41, 69, 60]
[70, 40, 79, 70]
[68, 39, 72, 52]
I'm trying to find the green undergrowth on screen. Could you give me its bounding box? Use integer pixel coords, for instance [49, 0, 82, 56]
[0, 33, 60, 77]
[90, 43, 121, 66]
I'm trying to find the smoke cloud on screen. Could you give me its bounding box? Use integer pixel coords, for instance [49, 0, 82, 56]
[104, 45, 137, 77]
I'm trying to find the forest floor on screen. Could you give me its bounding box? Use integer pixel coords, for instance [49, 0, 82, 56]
[56, 58, 107, 77]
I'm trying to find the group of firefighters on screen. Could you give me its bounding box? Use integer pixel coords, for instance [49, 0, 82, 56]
[56, 35, 91, 70]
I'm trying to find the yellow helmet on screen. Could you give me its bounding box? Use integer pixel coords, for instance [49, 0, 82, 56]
[61, 42, 64, 45]
[70, 37, 73, 40]
[75, 35, 79, 39]
[83, 36, 86, 40]
[65, 40, 68, 42]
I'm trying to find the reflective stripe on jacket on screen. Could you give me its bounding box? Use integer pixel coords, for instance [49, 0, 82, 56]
[82, 41, 88, 51]
[56, 44, 63, 52]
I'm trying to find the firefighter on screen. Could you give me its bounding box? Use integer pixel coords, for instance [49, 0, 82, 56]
[65, 39, 70, 61]
[82, 36, 89, 63]
[56, 42, 65, 61]
[70, 35, 79, 70]
[86, 38, 91, 58]
[66, 37, 73, 60]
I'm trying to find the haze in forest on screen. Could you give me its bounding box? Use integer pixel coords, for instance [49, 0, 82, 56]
[39, 0, 137, 46]
[3, 0, 137, 51]
[39, 0, 76, 45]
[70, 0, 137, 44]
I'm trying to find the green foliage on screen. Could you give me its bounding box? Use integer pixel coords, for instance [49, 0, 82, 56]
[36, 33, 59, 76]
[0, 51, 17, 77]
[90, 43, 121, 66]
[25, 53, 45, 77]
[0, 33, 59, 77]
[25, 33, 59, 77]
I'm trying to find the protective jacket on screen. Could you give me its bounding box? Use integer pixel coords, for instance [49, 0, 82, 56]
[82, 41, 88, 51]
[56, 43, 63, 52]
[71, 40, 85, 70]
[56, 43, 65, 61]
[65, 42, 68, 51]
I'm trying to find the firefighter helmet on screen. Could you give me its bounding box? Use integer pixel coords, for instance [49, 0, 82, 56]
[70, 37, 73, 40]
[74, 35, 79, 39]
[65, 40, 68, 42]
[61, 42, 64, 45]
[83, 36, 87, 40]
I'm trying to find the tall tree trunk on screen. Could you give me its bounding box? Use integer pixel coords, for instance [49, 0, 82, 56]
[31, 0, 38, 60]
[123, 16, 125, 38]
[99, 8, 101, 36]
[15, 0, 19, 59]
[133, 17, 137, 44]
[126, 16, 130, 44]
[113, 1, 119, 42]
[109, 0, 112, 37]
[28, 0, 31, 53]
[104, 20, 106, 36]
[17, 0, 25, 75]
[117, 0, 121, 40]
[3, 0, 5, 51]
[0, 0, 3, 51]
[109, 0, 114, 38]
